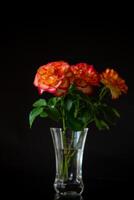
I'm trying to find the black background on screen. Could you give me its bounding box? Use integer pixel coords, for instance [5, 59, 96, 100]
[0, 15, 134, 199]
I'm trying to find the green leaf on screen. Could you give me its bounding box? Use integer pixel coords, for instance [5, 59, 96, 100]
[94, 117, 109, 130]
[29, 107, 44, 128]
[94, 117, 102, 130]
[99, 120, 110, 130]
[67, 118, 83, 131]
[111, 108, 120, 118]
[66, 112, 84, 131]
[33, 99, 47, 107]
[78, 110, 91, 125]
[45, 107, 61, 121]
[48, 97, 59, 107]
[65, 98, 73, 111]
[40, 111, 48, 118]
[93, 102, 120, 127]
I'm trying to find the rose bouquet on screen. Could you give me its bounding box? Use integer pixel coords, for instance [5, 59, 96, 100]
[29, 61, 128, 131]
[29, 61, 128, 194]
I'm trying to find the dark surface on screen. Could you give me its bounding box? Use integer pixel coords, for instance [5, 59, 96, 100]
[0, 17, 134, 198]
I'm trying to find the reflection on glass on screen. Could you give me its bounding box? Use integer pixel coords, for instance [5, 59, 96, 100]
[51, 128, 88, 195]
[54, 193, 83, 200]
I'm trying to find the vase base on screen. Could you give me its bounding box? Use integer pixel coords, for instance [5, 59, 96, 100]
[59, 191, 81, 196]
[55, 192, 83, 200]
[54, 181, 84, 196]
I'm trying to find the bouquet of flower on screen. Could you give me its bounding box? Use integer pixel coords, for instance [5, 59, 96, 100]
[29, 61, 128, 132]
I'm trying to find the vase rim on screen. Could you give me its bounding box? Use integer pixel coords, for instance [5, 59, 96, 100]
[50, 127, 89, 131]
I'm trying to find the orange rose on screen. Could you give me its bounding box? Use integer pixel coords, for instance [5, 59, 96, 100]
[34, 61, 73, 96]
[100, 68, 128, 99]
[71, 63, 100, 95]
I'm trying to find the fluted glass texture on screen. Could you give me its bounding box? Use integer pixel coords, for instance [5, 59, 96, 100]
[51, 128, 88, 196]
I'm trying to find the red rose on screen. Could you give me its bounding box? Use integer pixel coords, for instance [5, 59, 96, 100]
[34, 61, 73, 96]
[71, 63, 100, 95]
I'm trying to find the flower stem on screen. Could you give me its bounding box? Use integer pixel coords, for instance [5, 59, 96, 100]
[99, 86, 108, 101]
[60, 98, 68, 180]
[61, 98, 66, 133]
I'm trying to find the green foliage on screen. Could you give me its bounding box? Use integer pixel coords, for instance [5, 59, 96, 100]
[44, 107, 61, 121]
[29, 85, 121, 131]
[29, 97, 61, 128]
[40, 111, 48, 118]
[33, 99, 47, 107]
[48, 97, 60, 107]
[29, 107, 44, 128]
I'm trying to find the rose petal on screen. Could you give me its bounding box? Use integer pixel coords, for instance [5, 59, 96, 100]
[77, 85, 93, 95]
[38, 88, 44, 95]
[59, 78, 70, 89]
[33, 73, 40, 87]
[46, 87, 56, 93]
[75, 79, 88, 88]
[54, 88, 67, 97]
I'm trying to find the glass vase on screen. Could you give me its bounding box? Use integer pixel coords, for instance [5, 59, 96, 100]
[50, 128, 88, 196]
